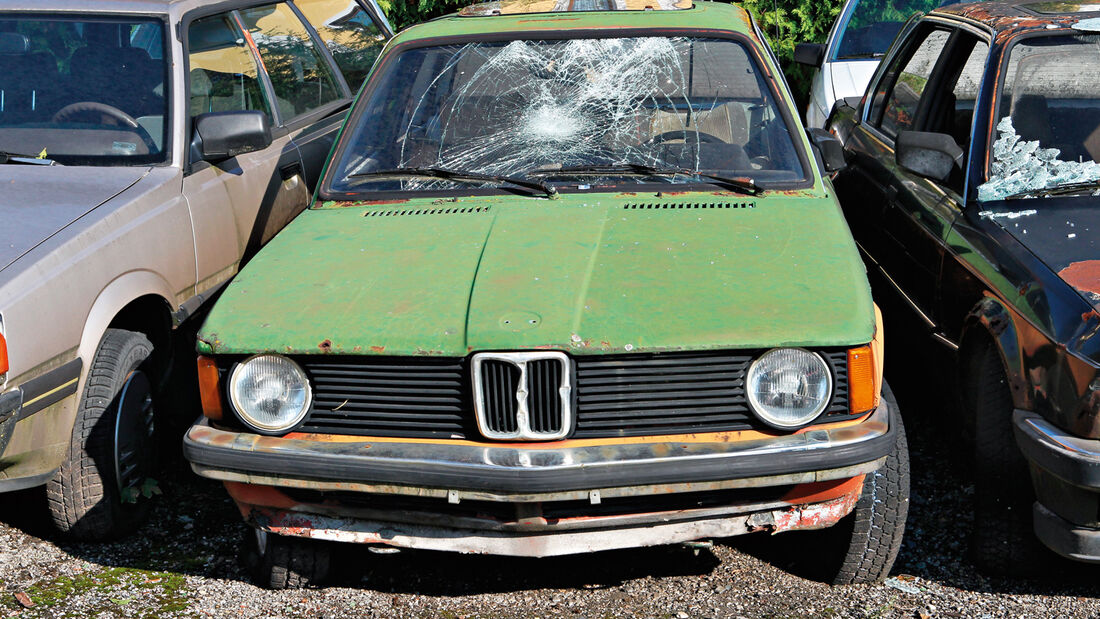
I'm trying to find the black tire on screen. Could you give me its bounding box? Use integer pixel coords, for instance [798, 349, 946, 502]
[970, 342, 1046, 575]
[829, 383, 910, 585]
[46, 328, 158, 540]
[251, 529, 331, 589]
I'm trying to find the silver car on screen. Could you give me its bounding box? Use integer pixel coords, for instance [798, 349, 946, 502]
[0, 0, 391, 539]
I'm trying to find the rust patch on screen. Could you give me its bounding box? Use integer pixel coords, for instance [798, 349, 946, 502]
[1060, 260, 1100, 297]
[370, 345, 386, 353]
[772, 492, 861, 533]
[780, 475, 864, 504]
[318, 339, 333, 352]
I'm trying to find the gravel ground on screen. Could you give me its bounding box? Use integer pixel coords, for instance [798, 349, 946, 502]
[4, 367, 1100, 618]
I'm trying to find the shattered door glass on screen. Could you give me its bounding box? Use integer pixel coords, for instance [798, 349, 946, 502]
[328, 36, 806, 193]
[979, 35, 1100, 200]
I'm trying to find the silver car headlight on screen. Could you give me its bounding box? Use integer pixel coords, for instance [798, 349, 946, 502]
[228, 354, 312, 434]
[746, 348, 832, 429]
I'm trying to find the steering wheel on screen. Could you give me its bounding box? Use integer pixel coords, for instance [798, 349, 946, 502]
[645, 130, 726, 146]
[52, 102, 141, 129]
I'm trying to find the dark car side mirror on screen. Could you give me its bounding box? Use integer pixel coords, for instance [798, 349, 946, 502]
[192, 111, 273, 164]
[895, 130, 964, 182]
[807, 128, 846, 172]
[794, 43, 826, 68]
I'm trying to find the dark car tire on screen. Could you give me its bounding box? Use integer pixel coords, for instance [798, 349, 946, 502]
[46, 329, 157, 540]
[829, 383, 910, 585]
[970, 343, 1047, 575]
[250, 529, 331, 589]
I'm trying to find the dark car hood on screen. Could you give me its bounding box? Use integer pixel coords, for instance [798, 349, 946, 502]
[0, 165, 150, 273]
[982, 199, 1100, 307]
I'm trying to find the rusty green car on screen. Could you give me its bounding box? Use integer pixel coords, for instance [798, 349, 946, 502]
[182, 0, 910, 588]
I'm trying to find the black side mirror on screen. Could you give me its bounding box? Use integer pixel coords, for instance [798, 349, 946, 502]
[895, 130, 964, 182]
[794, 43, 826, 68]
[192, 111, 273, 163]
[807, 128, 846, 172]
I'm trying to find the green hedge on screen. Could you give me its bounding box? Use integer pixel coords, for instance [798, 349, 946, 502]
[376, 0, 844, 105]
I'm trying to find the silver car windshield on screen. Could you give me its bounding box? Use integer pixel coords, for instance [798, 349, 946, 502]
[328, 36, 807, 194]
[0, 15, 169, 166]
[979, 34, 1100, 201]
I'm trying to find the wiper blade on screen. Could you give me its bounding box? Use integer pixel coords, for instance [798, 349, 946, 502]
[0, 150, 57, 166]
[528, 163, 761, 196]
[1005, 179, 1100, 199]
[346, 166, 557, 199]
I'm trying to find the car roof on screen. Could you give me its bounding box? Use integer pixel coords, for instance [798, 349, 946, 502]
[0, 0, 254, 16]
[393, 0, 754, 44]
[934, 0, 1100, 36]
[459, 0, 693, 17]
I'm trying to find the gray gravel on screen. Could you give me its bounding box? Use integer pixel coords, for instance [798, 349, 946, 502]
[4, 375, 1100, 618]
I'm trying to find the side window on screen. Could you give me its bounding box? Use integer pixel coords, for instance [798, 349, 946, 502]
[870, 28, 951, 138]
[239, 3, 342, 121]
[946, 39, 988, 151]
[188, 14, 272, 118]
[294, 0, 385, 91]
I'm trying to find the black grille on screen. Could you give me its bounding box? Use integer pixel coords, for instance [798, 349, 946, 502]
[526, 359, 564, 434]
[623, 202, 755, 209]
[292, 350, 858, 439]
[480, 360, 520, 434]
[298, 357, 467, 438]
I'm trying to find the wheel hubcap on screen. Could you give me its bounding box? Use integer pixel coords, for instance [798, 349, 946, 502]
[114, 370, 154, 497]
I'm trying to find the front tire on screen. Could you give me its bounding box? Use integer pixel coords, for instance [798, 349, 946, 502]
[829, 384, 910, 585]
[46, 328, 158, 540]
[969, 342, 1046, 575]
[248, 529, 331, 589]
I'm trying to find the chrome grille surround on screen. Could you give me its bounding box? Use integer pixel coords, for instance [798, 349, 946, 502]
[472, 351, 573, 441]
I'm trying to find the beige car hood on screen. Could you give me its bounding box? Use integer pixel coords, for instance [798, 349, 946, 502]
[0, 165, 150, 273]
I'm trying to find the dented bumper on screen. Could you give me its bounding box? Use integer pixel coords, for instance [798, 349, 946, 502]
[184, 401, 892, 556]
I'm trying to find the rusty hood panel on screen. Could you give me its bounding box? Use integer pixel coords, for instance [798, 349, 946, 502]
[981, 198, 1100, 308]
[197, 193, 874, 355]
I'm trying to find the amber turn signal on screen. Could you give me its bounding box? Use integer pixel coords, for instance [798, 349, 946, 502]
[197, 355, 224, 420]
[0, 331, 8, 376]
[847, 345, 879, 415]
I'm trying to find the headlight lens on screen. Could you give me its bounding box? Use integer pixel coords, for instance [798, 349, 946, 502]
[746, 348, 832, 429]
[228, 354, 312, 434]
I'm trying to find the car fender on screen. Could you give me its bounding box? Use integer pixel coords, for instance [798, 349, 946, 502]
[78, 270, 177, 371]
[962, 295, 1024, 404]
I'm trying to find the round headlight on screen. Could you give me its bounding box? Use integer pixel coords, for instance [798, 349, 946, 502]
[228, 354, 312, 434]
[746, 348, 832, 429]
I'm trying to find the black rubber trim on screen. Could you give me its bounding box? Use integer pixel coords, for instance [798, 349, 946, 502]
[16, 358, 82, 421]
[0, 389, 21, 422]
[1033, 501, 1100, 563]
[185, 403, 895, 493]
[1013, 410, 1100, 489]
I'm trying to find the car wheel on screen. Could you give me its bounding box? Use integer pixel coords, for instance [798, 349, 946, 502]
[970, 342, 1046, 575]
[249, 529, 331, 589]
[828, 383, 910, 585]
[46, 328, 158, 540]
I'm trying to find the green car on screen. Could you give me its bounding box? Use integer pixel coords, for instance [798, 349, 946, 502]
[183, 0, 909, 588]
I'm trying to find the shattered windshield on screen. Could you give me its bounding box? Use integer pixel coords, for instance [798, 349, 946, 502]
[327, 36, 807, 194]
[0, 15, 168, 166]
[979, 34, 1100, 201]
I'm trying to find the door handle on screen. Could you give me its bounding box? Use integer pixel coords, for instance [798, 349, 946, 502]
[280, 162, 302, 180]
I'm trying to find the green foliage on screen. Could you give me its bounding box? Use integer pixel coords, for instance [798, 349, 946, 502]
[374, 0, 847, 106]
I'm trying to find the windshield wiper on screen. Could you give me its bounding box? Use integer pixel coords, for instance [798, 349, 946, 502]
[1004, 179, 1100, 200]
[346, 166, 557, 199]
[527, 163, 761, 196]
[0, 150, 58, 166]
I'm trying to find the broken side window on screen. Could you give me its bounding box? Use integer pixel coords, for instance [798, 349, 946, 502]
[327, 36, 808, 194]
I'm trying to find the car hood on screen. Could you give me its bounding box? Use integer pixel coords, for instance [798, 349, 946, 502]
[0, 165, 150, 273]
[825, 60, 879, 103]
[983, 199, 1100, 309]
[198, 192, 875, 356]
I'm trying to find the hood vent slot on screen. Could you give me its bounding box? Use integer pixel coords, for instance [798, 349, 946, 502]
[364, 206, 491, 217]
[623, 202, 755, 210]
